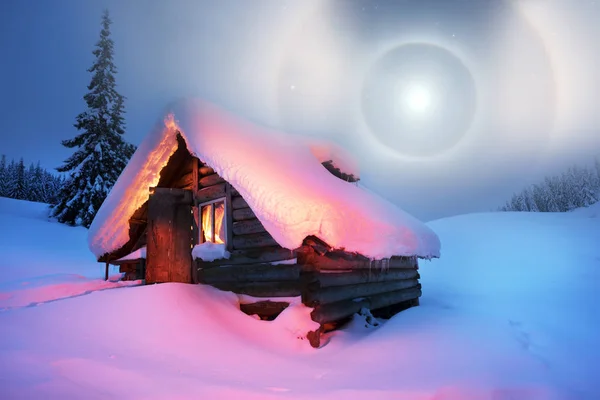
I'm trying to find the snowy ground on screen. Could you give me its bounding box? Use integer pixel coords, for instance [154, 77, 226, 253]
[0, 197, 599, 399]
[0, 198, 138, 309]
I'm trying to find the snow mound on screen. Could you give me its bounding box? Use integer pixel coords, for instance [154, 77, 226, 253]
[192, 242, 230, 261]
[88, 99, 440, 260]
[0, 197, 50, 220]
[1, 200, 599, 397]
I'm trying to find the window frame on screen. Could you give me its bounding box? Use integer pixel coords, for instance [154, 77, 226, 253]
[198, 197, 227, 245]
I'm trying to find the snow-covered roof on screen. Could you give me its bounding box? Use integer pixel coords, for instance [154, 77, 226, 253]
[88, 99, 440, 260]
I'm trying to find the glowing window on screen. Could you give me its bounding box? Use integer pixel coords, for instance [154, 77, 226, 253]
[200, 198, 226, 244]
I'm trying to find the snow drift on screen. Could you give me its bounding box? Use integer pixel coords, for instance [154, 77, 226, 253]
[88, 99, 440, 260]
[2, 198, 599, 398]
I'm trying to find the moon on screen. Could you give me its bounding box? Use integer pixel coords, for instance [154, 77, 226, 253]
[403, 83, 433, 114]
[361, 43, 477, 158]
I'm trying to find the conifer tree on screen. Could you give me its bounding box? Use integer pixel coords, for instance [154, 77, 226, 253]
[9, 158, 26, 200]
[0, 155, 7, 198]
[52, 10, 135, 227]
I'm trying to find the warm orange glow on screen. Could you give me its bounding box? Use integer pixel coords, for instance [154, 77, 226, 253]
[201, 202, 225, 244]
[164, 113, 178, 131]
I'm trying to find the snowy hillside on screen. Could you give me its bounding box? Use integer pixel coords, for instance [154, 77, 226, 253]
[0, 197, 599, 399]
[0, 198, 138, 309]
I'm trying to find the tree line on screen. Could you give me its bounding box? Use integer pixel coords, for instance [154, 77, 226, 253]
[499, 158, 600, 212]
[0, 155, 65, 204]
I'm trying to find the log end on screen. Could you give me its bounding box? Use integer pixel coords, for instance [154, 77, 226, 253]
[307, 326, 323, 348]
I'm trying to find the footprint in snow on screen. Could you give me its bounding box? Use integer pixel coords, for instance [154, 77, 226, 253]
[508, 319, 550, 368]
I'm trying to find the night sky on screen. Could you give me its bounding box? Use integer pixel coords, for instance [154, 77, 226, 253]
[1, 0, 599, 220]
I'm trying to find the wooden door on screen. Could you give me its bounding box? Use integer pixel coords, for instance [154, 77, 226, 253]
[146, 187, 194, 284]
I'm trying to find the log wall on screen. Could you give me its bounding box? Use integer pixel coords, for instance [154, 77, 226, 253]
[197, 263, 301, 297]
[102, 141, 421, 348]
[192, 158, 294, 270]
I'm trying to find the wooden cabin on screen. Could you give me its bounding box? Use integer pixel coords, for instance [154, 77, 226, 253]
[89, 100, 440, 347]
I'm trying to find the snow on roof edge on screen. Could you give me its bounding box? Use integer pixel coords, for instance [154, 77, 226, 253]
[88, 99, 440, 261]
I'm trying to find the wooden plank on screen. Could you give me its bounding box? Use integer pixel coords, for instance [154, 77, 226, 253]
[368, 285, 422, 311]
[110, 258, 145, 266]
[232, 207, 256, 221]
[225, 183, 234, 252]
[240, 301, 290, 320]
[198, 264, 300, 284]
[303, 278, 420, 307]
[195, 183, 226, 203]
[313, 268, 419, 288]
[233, 232, 279, 250]
[199, 173, 225, 187]
[310, 286, 421, 324]
[231, 196, 249, 209]
[199, 166, 214, 175]
[232, 218, 266, 235]
[210, 281, 301, 297]
[196, 247, 295, 268]
[146, 188, 193, 284]
[298, 246, 418, 271]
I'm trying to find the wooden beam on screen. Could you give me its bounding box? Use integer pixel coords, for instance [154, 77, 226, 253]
[199, 173, 225, 187]
[231, 196, 249, 209]
[310, 286, 421, 324]
[198, 263, 300, 284]
[311, 268, 419, 288]
[232, 232, 279, 250]
[303, 278, 420, 307]
[367, 285, 422, 311]
[232, 207, 256, 222]
[196, 247, 295, 268]
[210, 281, 301, 297]
[232, 218, 266, 235]
[195, 183, 226, 203]
[109, 258, 145, 266]
[298, 246, 418, 271]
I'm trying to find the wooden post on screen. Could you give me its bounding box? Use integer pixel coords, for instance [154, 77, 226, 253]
[146, 188, 194, 283]
[105, 261, 109, 281]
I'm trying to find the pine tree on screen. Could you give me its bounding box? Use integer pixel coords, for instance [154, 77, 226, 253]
[52, 10, 135, 227]
[0, 155, 7, 198]
[8, 158, 27, 200]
